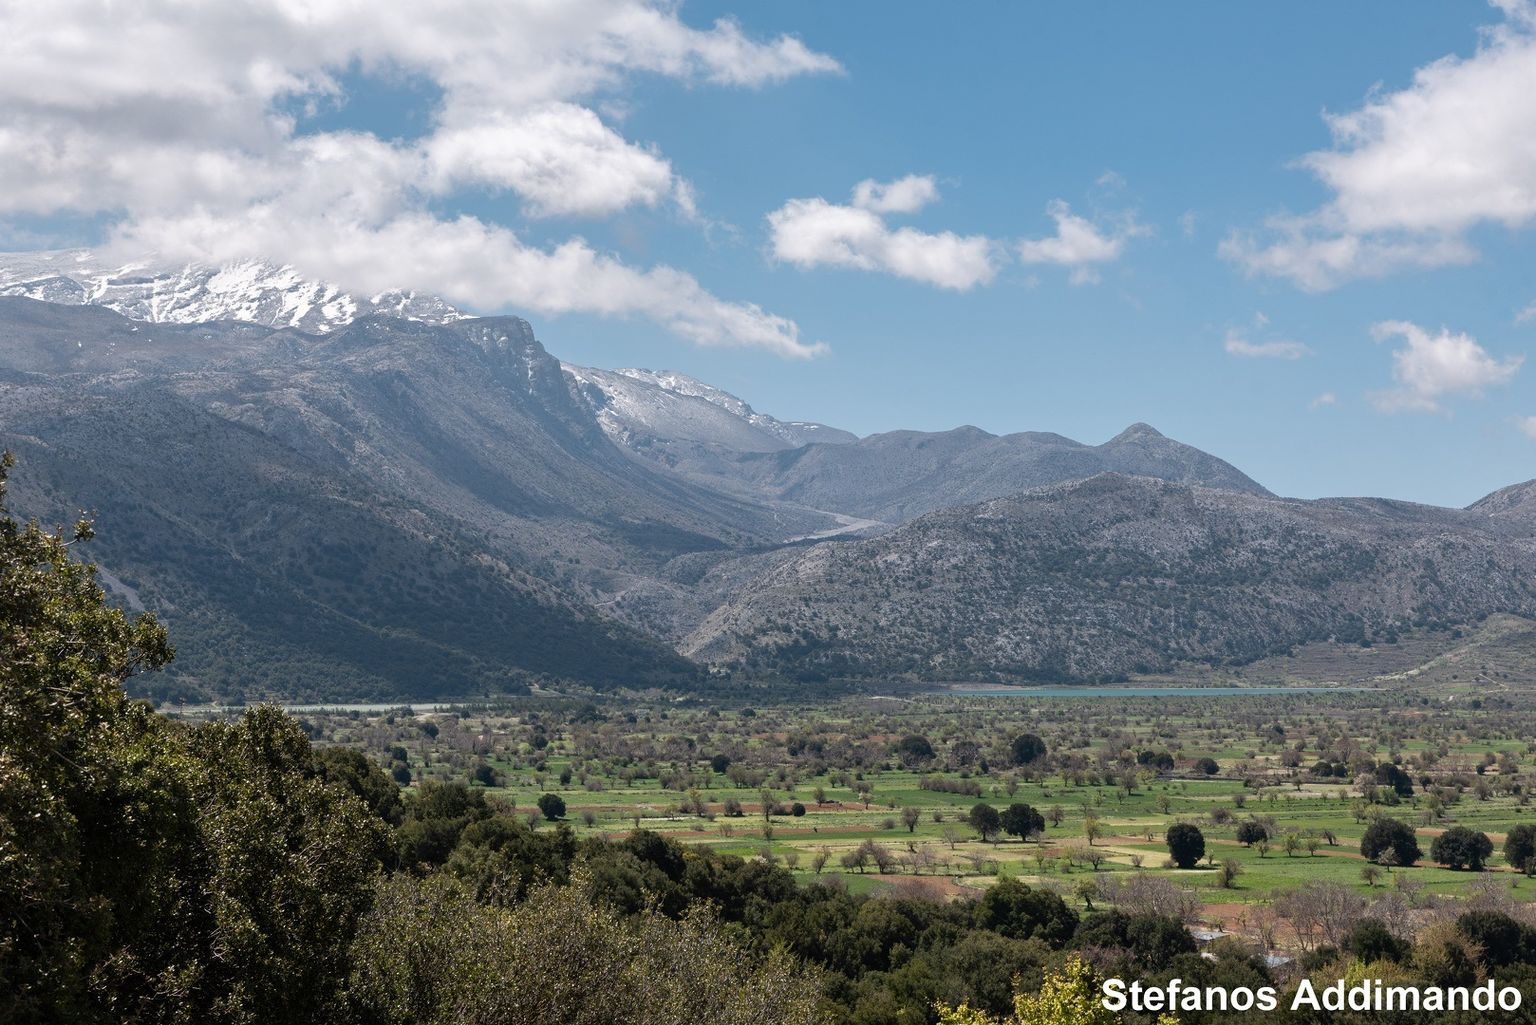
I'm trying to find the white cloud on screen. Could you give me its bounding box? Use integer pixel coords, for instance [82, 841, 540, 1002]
[1095, 170, 1127, 191]
[851, 174, 939, 214]
[1369, 320, 1523, 412]
[1224, 328, 1310, 359]
[1017, 200, 1141, 283]
[0, 0, 840, 356]
[1311, 392, 1338, 409]
[767, 180, 999, 290]
[1517, 415, 1536, 438]
[1224, 1, 1536, 289]
[1517, 300, 1536, 324]
[425, 104, 682, 218]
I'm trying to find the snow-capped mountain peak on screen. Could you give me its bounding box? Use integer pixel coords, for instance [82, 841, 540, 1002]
[564, 363, 856, 456]
[0, 249, 465, 334]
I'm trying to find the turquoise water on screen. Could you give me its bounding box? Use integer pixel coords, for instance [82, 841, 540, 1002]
[939, 685, 1363, 699]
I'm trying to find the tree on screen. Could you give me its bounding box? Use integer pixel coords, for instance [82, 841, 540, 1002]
[1219, 859, 1242, 888]
[1345, 919, 1410, 963]
[351, 872, 821, 1025]
[1165, 824, 1205, 869]
[0, 455, 387, 1023]
[1001, 803, 1046, 842]
[901, 805, 922, 832]
[1235, 820, 1268, 847]
[1010, 734, 1047, 766]
[710, 754, 732, 774]
[969, 803, 1003, 842]
[1504, 823, 1536, 873]
[1193, 757, 1220, 776]
[936, 954, 1174, 1025]
[895, 734, 936, 766]
[973, 879, 1078, 944]
[537, 793, 567, 821]
[1360, 818, 1421, 867]
[1375, 762, 1414, 798]
[1431, 827, 1493, 871]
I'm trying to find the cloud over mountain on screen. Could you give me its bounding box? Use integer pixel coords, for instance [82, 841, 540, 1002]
[0, 0, 839, 357]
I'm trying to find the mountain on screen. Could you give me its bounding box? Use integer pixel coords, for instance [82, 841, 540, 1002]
[705, 421, 1271, 525]
[684, 473, 1536, 682]
[1468, 479, 1536, 520]
[563, 364, 858, 510]
[9, 260, 1536, 698]
[0, 297, 811, 700]
[0, 249, 464, 334]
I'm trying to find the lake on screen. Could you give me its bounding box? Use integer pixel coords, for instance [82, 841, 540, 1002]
[937, 685, 1366, 699]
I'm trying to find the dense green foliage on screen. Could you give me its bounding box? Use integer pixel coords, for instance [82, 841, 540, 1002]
[1360, 817, 1423, 867]
[1165, 824, 1205, 869]
[1430, 826, 1493, 871]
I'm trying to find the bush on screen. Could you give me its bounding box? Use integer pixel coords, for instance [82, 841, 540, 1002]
[536, 793, 566, 821]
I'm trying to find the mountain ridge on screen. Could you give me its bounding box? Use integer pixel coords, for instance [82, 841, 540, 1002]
[6, 277, 1536, 699]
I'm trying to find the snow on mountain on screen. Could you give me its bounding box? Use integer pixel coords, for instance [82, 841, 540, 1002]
[0, 249, 465, 333]
[564, 363, 856, 456]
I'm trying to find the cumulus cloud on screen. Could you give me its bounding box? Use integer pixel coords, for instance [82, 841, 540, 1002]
[1016, 200, 1142, 285]
[1224, 1, 1536, 290]
[1369, 320, 1523, 412]
[0, 0, 840, 356]
[767, 178, 999, 290]
[1311, 392, 1339, 409]
[1518, 415, 1536, 439]
[851, 174, 939, 214]
[1517, 300, 1536, 324]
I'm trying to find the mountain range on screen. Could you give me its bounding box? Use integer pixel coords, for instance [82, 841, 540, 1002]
[2, 251, 1533, 699]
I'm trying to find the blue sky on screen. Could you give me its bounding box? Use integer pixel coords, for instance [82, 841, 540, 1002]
[3, 1, 1534, 505]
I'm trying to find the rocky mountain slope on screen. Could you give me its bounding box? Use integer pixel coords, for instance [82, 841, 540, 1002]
[8, 262, 1536, 697]
[685, 473, 1536, 682]
[708, 422, 1273, 524]
[0, 249, 464, 333]
[0, 297, 796, 699]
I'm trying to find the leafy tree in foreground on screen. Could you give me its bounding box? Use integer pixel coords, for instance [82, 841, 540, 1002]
[936, 954, 1178, 1025]
[1360, 817, 1421, 867]
[1165, 824, 1205, 869]
[348, 871, 820, 1025]
[973, 879, 1078, 946]
[0, 453, 386, 1023]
